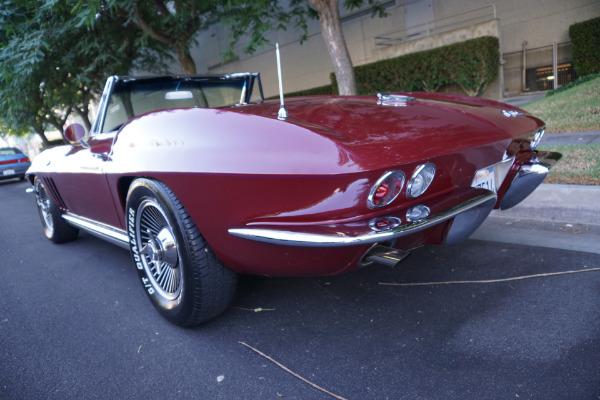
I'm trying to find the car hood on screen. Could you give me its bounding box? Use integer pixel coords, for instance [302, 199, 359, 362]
[233, 93, 544, 167]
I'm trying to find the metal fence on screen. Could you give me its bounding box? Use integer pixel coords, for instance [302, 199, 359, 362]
[503, 42, 576, 95]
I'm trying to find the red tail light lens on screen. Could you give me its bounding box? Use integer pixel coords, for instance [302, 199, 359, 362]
[374, 182, 389, 201]
[368, 171, 406, 209]
[0, 157, 29, 165]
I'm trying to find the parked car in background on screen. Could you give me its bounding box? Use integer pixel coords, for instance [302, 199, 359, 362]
[26, 72, 561, 326]
[0, 147, 31, 181]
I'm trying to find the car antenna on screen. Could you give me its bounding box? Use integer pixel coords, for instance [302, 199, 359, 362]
[276, 43, 288, 120]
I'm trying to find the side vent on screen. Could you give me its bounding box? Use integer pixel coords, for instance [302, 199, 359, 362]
[43, 178, 67, 210]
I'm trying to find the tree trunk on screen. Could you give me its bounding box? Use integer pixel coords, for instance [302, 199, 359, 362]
[35, 128, 51, 149]
[176, 46, 197, 74]
[307, 0, 357, 95]
[133, 3, 197, 75]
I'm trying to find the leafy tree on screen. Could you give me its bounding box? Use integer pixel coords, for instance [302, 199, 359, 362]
[0, 0, 387, 149]
[0, 1, 61, 146]
[86, 0, 384, 95]
[84, 0, 308, 74]
[0, 0, 166, 146]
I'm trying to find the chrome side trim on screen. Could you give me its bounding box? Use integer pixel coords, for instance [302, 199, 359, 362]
[229, 192, 497, 247]
[92, 75, 117, 135]
[62, 213, 129, 249]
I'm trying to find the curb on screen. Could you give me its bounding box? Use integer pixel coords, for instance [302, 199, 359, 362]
[490, 184, 600, 226]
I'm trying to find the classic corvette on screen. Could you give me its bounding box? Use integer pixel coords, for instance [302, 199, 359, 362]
[27, 72, 561, 326]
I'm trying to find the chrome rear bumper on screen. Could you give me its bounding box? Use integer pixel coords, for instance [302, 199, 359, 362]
[229, 191, 497, 247]
[500, 150, 562, 210]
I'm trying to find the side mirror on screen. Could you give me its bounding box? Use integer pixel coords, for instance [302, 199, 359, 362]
[63, 123, 86, 144]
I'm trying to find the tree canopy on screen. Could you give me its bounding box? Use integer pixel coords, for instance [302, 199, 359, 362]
[0, 0, 166, 145]
[83, 0, 384, 93]
[81, 0, 309, 74]
[0, 0, 386, 147]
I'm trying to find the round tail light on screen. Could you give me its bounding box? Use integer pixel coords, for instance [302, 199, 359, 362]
[406, 204, 430, 222]
[368, 171, 405, 209]
[407, 163, 436, 199]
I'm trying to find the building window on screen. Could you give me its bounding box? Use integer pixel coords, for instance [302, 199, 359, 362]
[525, 62, 577, 92]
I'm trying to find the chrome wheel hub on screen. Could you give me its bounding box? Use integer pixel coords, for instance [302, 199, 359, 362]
[140, 227, 178, 276]
[136, 199, 182, 300]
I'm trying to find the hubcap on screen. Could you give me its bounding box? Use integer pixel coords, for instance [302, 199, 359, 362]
[136, 199, 182, 300]
[140, 227, 178, 276]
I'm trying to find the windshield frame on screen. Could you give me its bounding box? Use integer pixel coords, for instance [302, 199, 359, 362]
[90, 73, 263, 136]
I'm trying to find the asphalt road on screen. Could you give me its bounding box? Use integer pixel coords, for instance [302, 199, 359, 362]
[1, 178, 599, 400]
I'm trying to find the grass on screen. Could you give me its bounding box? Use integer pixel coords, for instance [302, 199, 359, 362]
[522, 77, 600, 133]
[538, 144, 600, 185]
[519, 76, 600, 185]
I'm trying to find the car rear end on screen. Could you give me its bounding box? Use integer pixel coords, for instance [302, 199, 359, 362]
[0, 148, 31, 181]
[222, 93, 560, 275]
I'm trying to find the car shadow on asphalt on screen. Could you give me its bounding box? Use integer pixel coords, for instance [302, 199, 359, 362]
[196, 239, 600, 398]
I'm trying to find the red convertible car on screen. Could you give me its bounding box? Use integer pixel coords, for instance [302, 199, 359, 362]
[27, 72, 560, 326]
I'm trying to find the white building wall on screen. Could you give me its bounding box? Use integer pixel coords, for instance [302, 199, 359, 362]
[187, 0, 600, 99]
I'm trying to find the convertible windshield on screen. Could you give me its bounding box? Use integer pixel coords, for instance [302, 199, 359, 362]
[101, 75, 260, 133]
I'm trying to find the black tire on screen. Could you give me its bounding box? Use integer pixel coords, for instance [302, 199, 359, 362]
[34, 177, 79, 243]
[126, 178, 237, 327]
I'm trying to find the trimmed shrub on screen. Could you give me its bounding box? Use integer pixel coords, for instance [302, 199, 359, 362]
[286, 84, 333, 97]
[331, 36, 500, 96]
[569, 17, 600, 76]
[446, 37, 500, 96]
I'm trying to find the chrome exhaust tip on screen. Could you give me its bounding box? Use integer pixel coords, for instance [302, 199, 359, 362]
[359, 244, 410, 268]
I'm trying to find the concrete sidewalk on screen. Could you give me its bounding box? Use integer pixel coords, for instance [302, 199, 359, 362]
[540, 131, 600, 146]
[505, 125, 599, 227]
[489, 184, 600, 226]
[510, 125, 600, 226]
[473, 94, 600, 251]
[502, 92, 547, 107]
[473, 171, 600, 254]
[473, 183, 600, 254]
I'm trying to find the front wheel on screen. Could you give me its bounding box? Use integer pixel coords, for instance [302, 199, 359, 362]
[34, 177, 79, 243]
[126, 178, 237, 327]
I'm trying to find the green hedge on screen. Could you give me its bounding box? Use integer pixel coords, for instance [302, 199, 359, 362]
[569, 17, 600, 76]
[286, 84, 333, 97]
[329, 36, 499, 96]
